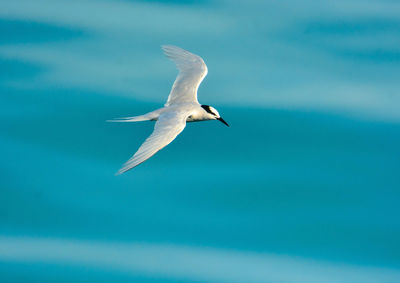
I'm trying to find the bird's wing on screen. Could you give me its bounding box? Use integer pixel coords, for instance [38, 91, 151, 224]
[116, 111, 188, 174]
[162, 45, 208, 106]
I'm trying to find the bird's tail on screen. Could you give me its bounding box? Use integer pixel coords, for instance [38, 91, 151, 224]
[107, 109, 162, 123]
[106, 115, 151, 122]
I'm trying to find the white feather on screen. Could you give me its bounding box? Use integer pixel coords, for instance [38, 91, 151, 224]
[116, 111, 189, 174]
[110, 45, 227, 174]
[162, 45, 208, 106]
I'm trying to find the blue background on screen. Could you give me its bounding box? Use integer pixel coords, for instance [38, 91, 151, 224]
[1, 0, 400, 282]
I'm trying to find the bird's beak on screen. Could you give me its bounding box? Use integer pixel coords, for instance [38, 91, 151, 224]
[217, 117, 229, 127]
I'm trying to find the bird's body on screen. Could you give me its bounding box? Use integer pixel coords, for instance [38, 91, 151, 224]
[109, 45, 228, 174]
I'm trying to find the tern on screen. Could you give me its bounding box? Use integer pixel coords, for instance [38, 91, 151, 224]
[109, 45, 229, 174]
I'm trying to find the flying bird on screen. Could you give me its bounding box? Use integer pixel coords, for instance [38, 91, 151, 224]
[109, 45, 229, 174]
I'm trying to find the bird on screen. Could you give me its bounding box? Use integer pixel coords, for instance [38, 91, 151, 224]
[108, 45, 229, 175]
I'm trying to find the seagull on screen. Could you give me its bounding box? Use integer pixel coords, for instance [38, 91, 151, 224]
[109, 45, 229, 174]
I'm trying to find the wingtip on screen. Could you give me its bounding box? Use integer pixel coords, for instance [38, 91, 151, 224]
[161, 45, 174, 54]
[161, 44, 170, 52]
[115, 168, 126, 176]
[115, 162, 135, 175]
[161, 44, 175, 50]
[161, 44, 185, 54]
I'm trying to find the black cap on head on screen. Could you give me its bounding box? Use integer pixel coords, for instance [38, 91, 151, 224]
[201, 105, 229, 127]
[201, 105, 213, 114]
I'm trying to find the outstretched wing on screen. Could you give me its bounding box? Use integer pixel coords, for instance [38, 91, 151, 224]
[162, 45, 208, 106]
[116, 111, 188, 174]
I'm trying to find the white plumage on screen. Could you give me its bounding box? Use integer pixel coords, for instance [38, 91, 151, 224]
[162, 45, 208, 106]
[109, 45, 228, 174]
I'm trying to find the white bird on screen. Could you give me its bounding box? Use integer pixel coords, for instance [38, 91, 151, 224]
[109, 45, 229, 174]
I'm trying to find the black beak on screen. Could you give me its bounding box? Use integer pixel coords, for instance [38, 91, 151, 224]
[217, 117, 229, 127]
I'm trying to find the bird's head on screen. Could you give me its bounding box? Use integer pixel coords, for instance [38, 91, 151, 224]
[201, 105, 229, 127]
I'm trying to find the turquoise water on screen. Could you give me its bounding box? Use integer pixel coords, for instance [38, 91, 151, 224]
[1, 1, 400, 282]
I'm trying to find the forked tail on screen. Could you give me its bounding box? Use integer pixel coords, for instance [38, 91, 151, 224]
[107, 109, 162, 123]
[106, 115, 151, 122]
